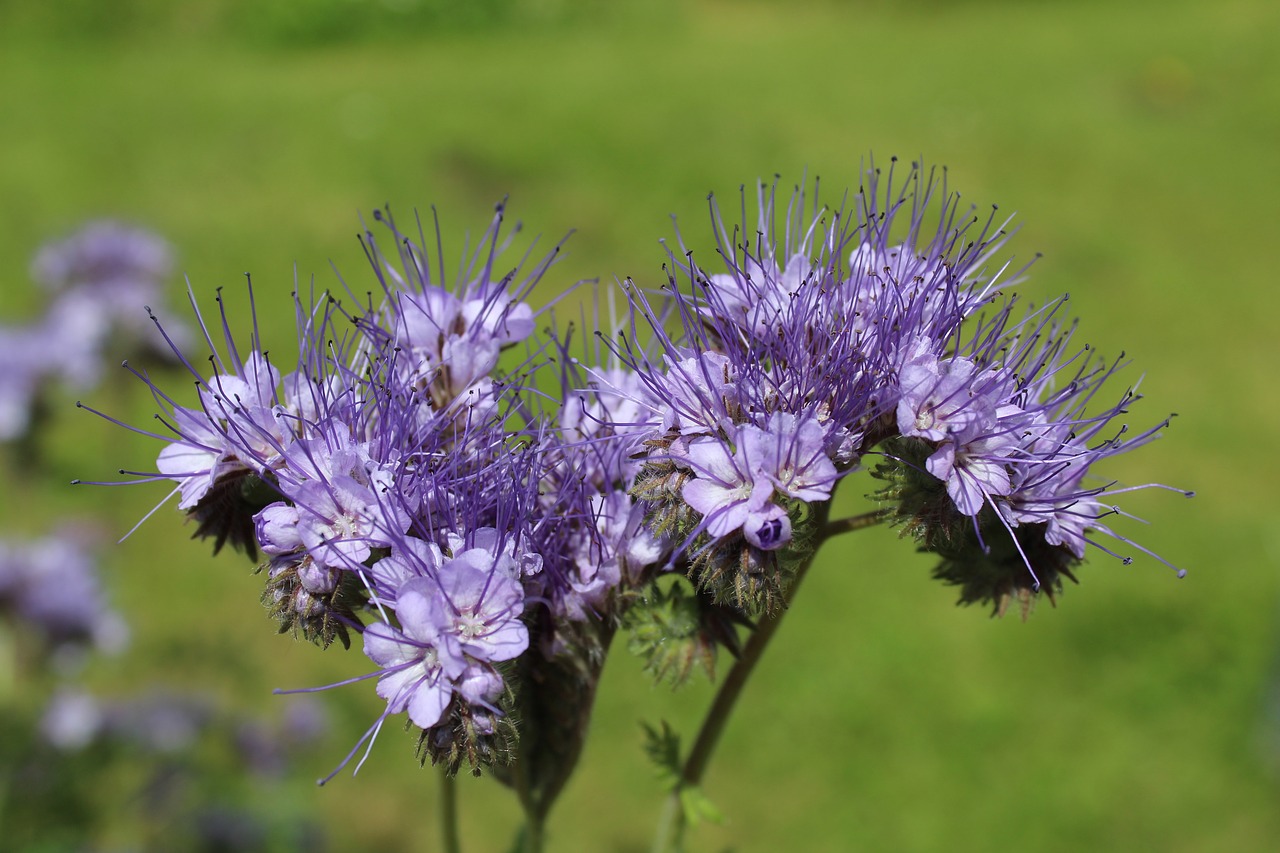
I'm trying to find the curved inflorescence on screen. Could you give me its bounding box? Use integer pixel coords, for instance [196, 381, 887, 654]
[86, 159, 1189, 783]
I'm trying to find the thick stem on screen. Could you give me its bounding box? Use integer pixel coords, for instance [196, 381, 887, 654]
[506, 616, 614, 852]
[440, 771, 461, 853]
[508, 754, 544, 853]
[520, 812, 546, 853]
[652, 506, 890, 853]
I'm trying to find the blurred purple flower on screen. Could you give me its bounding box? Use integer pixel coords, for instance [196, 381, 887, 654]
[40, 688, 105, 750]
[32, 220, 171, 293]
[0, 325, 45, 441]
[0, 529, 128, 658]
[32, 219, 191, 358]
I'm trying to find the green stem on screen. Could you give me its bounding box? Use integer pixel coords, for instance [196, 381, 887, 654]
[823, 507, 893, 538]
[652, 507, 890, 853]
[651, 794, 681, 853]
[440, 770, 461, 853]
[508, 736, 545, 853]
[520, 812, 546, 853]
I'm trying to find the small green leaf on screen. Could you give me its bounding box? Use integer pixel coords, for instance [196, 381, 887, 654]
[640, 720, 683, 792]
[679, 785, 725, 827]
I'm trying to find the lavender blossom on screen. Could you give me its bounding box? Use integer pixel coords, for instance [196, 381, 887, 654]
[348, 516, 538, 776]
[680, 413, 837, 550]
[615, 163, 1014, 610]
[363, 587, 460, 731]
[537, 336, 667, 623]
[84, 167, 1188, 846]
[90, 201, 613, 781]
[154, 350, 289, 513]
[1, 224, 188, 444]
[40, 688, 105, 750]
[363, 540, 529, 729]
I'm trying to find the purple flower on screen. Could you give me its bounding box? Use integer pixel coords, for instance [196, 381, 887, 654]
[531, 363, 666, 621]
[986, 314, 1190, 571]
[681, 413, 837, 550]
[37, 290, 114, 389]
[0, 226, 186, 440]
[354, 205, 547, 417]
[560, 365, 662, 473]
[576, 490, 662, 606]
[363, 532, 529, 729]
[704, 252, 812, 338]
[364, 586, 457, 730]
[30, 220, 191, 363]
[41, 689, 104, 750]
[653, 351, 741, 438]
[895, 343, 990, 442]
[603, 163, 1024, 611]
[428, 543, 529, 664]
[367, 535, 444, 608]
[923, 431, 1017, 516]
[874, 293, 1189, 612]
[154, 350, 289, 510]
[267, 435, 410, 569]
[392, 285, 535, 396]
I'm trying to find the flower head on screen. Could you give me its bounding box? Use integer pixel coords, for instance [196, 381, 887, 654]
[610, 162, 1026, 612]
[874, 298, 1190, 615]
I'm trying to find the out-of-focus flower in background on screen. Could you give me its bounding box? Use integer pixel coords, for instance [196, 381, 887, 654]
[1, 219, 190, 443]
[0, 526, 128, 667]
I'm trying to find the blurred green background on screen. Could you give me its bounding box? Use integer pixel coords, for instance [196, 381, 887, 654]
[2, 0, 1278, 850]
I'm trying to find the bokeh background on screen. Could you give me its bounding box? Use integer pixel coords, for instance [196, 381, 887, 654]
[2, 0, 1278, 850]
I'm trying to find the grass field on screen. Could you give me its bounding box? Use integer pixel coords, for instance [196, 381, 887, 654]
[2, 0, 1279, 850]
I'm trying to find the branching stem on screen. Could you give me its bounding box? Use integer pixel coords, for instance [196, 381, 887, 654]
[651, 504, 889, 853]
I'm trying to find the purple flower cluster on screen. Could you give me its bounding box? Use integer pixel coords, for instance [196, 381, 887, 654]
[95, 162, 1187, 781]
[103, 206, 646, 775]
[1, 220, 188, 441]
[615, 161, 1186, 614]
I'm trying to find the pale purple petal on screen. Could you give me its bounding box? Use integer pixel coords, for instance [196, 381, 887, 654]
[742, 503, 791, 550]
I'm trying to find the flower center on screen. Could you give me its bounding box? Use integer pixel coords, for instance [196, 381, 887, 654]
[457, 610, 487, 640]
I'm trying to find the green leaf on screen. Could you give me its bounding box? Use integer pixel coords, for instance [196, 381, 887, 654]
[640, 720, 683, 792]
